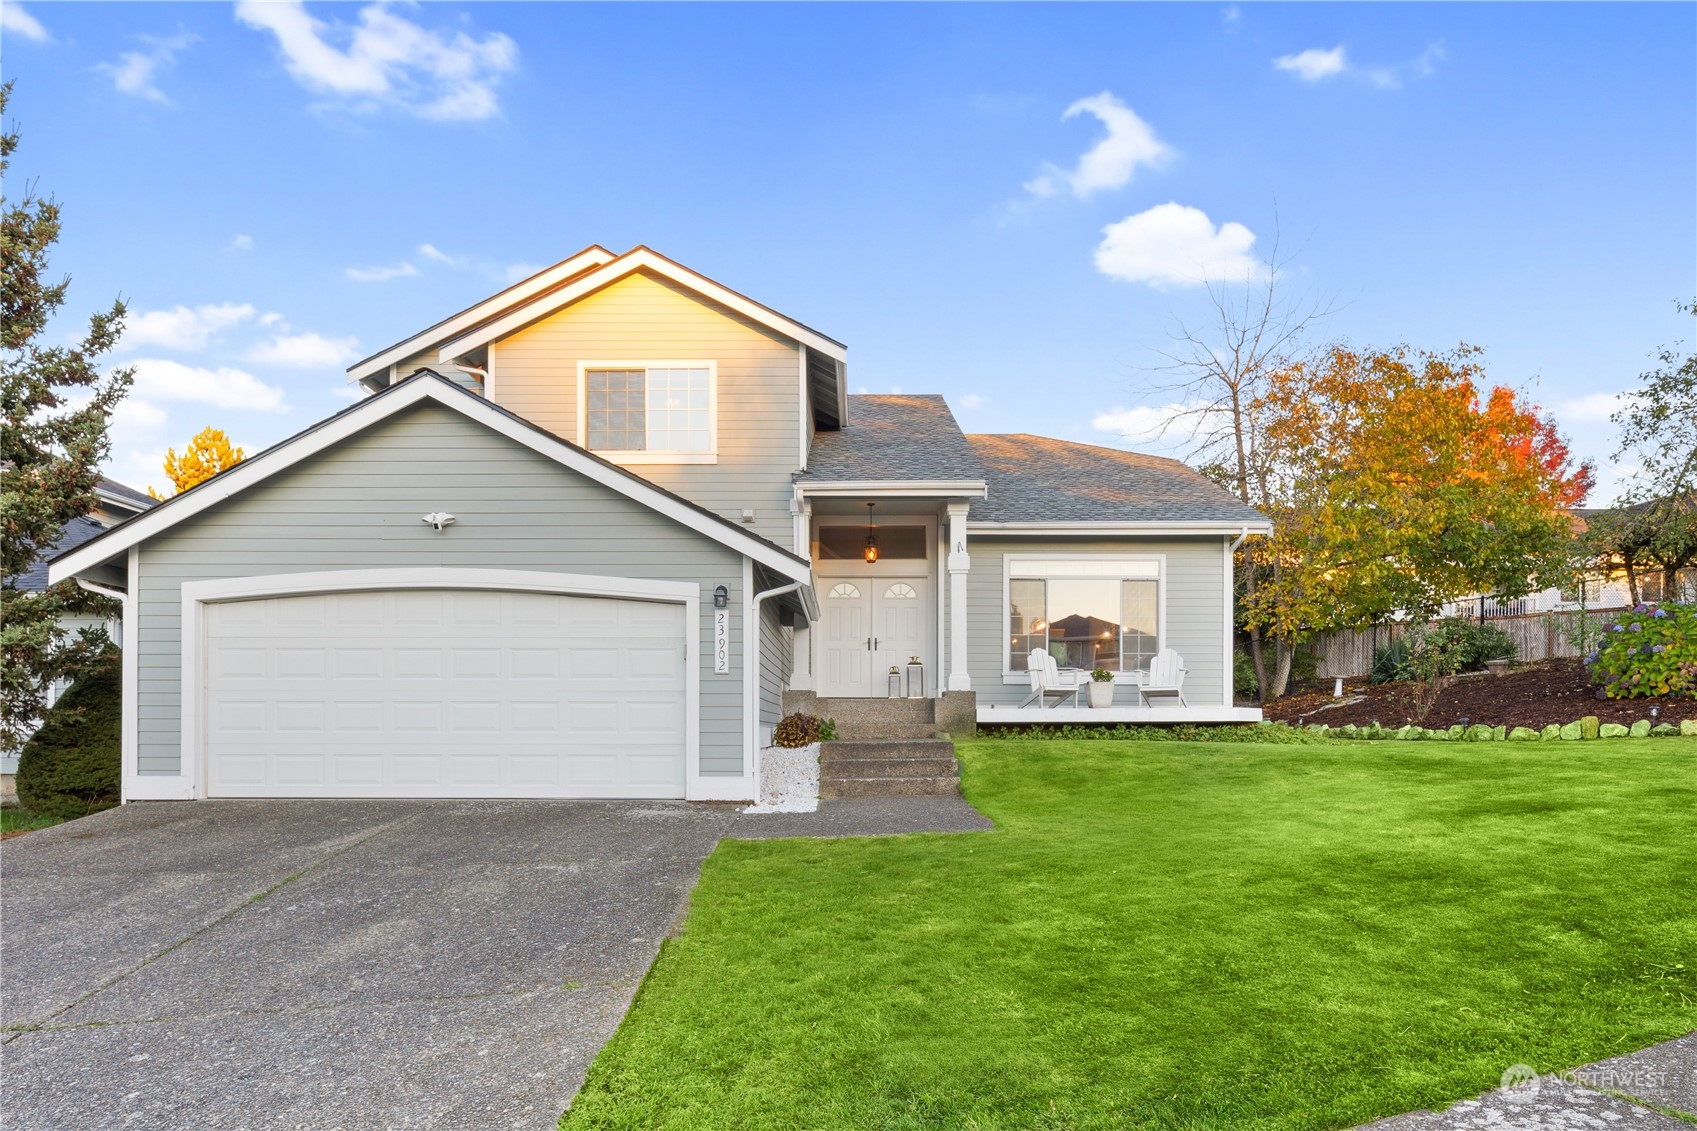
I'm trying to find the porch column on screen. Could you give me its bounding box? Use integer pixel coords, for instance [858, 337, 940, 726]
[946, 502, 971, 691]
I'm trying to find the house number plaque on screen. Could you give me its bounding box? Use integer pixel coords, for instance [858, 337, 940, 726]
[713, 608, 730, 673]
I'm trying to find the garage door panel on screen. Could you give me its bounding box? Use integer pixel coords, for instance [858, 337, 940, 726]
[203, 588, 688, 799]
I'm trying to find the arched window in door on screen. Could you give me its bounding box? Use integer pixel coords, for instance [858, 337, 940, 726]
[828, 582, 862, 599]
[883, 583, 917, 599]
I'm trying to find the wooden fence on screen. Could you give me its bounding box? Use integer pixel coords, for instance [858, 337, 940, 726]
[1308, 608, 1628, 678]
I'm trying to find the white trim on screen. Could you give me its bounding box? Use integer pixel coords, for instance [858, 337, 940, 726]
[348, 246, 617, 383]
[946, 502, 971, 692]
[48, 377, 811, 587]
[979, 704, 1263, 725]
[436, 247, 848, 364]
[740, 556, 758, 800]
[178, 568, 706, 802]
[573, 360, 719, 465]
[999, 552, 1167, 681]
[800, 480, 987, 499]
[1222, 536, 1234, 708]
[485, 341, 496, 401]
[797, 345, 808, 472]
[969, 521, 1272, 536]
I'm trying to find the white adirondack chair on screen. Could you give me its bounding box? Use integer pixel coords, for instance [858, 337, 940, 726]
[1137, 649, 1189, 708]
[1019, 648, 1088, 709]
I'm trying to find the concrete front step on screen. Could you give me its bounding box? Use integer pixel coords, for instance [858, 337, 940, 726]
[820, 756, 960, 779]
[819, 775, 961, 799]
[821, 739, 954, 760]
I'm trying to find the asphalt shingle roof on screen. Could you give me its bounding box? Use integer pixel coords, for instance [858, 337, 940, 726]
[14, 515, 108, 592]
[966, 434, 1269, 525]
[799, 394, 1267, 526]
[97, 476, 154, 510]
[800, 395, 985, 482]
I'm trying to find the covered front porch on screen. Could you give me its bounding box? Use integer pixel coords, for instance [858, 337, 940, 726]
[977, 704, 1266, 725]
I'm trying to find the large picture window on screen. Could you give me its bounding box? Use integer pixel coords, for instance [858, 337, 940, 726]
[1008, 559, 1159, 674]
[584, 366, 712, 453]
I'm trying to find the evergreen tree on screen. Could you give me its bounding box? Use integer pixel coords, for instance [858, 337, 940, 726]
[1, 83, 134, 752]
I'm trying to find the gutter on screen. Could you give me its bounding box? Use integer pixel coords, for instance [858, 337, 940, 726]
[1228, 526, 1253, 553]
[754, 579, 819, 622]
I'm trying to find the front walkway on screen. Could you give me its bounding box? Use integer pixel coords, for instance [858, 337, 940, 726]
[1361, 1032, 1696, 1129]
[0, 796, 990, 1130]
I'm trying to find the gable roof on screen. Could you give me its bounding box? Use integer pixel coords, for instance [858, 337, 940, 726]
[965, 433, 1271, 530]
[346, 246, 617, 384]
[347, 245, 846, 388]
[49, 374, 812, 586]
[799, 395, 985, 485]
[96, 476, 155, 514]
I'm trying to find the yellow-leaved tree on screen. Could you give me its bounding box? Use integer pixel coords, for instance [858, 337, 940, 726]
[149, 427, 244, 498]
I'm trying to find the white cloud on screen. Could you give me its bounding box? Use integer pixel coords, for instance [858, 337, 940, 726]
[504, 262, 544, 283]
[259, 311, 286, 327]
[97, 33, 195, 103]
[1557, 392, 1626, 424]
[345, 261, 418, 283]
[1095, 203, 1261, 289]
[957, 394, 986, 410]
[125, 302, 256, 351]
[113, 397, 169, 434]
[418, 242, 455, 264]
[1274, 46, 1348, 83]
[1091, 401, 1211, 453]
[229, 233, 254, 251]
[1, 2, 50, 42]
[1025, 92, 1172, 199]
[235, 0, 517, 122]
[1221, 5, 1241, 27]
[244, 332, 359, 368]
[131, 358, 289, 412]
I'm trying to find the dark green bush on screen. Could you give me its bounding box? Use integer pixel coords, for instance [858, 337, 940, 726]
[16, 651, 121, 820]
[772, 713, 827, 748]
[1291, 646, 1319, 685]
[982, 722, 1333, 744]
[1459, 621, 1516, 667]
[1370, 640, 1411, 684]
[1233, 649, 1259, 699]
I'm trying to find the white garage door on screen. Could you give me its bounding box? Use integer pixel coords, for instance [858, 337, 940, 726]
[203, 588, 688, 798]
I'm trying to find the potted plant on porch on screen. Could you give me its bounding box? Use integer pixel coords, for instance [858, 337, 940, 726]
[1087, 668, 1116, 708]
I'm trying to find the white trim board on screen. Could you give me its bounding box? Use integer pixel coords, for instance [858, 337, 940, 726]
[436, 247, 847, 365]
[969, 521, 1272, 536]
[176, 568, 727, 801]
[799, 481, 988, 499]
[348, 247, 617, 384]
[49, 375, 813, 587]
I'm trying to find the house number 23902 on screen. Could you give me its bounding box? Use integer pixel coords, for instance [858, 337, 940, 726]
[713, 608, 729, 674]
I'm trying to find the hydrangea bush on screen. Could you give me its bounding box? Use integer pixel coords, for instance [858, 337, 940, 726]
[1587, 602, 1696, 699]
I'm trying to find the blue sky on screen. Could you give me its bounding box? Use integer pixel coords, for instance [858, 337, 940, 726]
[4, 1, 1692, 501]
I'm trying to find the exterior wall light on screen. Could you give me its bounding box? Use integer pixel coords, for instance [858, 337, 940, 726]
[863, 501, 879, 563]
[713, 585, 729, 609]
[421, 512, 456, 531]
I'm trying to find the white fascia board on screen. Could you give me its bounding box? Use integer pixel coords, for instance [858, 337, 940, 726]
[347, 247, 618, 383]
[966, 521, 1273, 536]
[436, 248, 849, 365]
[799, 480, 989, 499]
[49, 378, 813, 586]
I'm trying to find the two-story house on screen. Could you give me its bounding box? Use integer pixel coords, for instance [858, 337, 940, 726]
[50, 246, 1268, 804]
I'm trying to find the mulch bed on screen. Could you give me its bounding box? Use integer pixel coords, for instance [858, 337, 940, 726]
[1261, 658, 1695, 731]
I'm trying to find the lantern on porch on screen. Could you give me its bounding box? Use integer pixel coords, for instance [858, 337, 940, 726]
[863, 502, 879, 563]
[906, 656, 925, 699]
[887, 666, 902, 698]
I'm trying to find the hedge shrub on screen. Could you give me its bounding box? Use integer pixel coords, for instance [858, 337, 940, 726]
[16, 651, 121, 820]
[1588, 601, 1696, 699]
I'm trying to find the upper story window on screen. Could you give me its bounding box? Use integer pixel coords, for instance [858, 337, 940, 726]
[579, 362, 716, 463]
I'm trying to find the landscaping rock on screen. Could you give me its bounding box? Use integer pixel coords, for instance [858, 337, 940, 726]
[1448, 725, 1465, 739]
[1426, 728, 1451, 741]
[1339, 724, 1358, 737]
[1682, 719, 1697, 736]
[1559, 721, 1582, 740]
[1393, 725, 1416, 740]
[1540, 723, 1562, 741]
[1651, 723, 1679, 736]
[1491, 725, 1506, 741]
[1628, 719, 1651, 737]
[1508, 726, 1539, 741]
[1580, 716, 1600, 740]
[1599, 722, 1630, 738]
[1465, 724, 1494, 742]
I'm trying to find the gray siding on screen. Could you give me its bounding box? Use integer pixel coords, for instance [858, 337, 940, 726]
[489, 271, 804, 550]
[135, 402, 749, 777]
[965, 537, 1229, 708]
[757, 600, 792, 727]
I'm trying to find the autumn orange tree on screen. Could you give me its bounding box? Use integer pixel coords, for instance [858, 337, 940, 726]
[149, 427, 244, 498]
[1244, 345, 1592, 696]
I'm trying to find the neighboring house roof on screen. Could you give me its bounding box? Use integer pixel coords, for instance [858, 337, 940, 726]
[13, 515, 107, 592]
[799, 395, 986, 486]
[50, 374, 813, 587]
[965, 434, 1271, 530]
[347, 245, 847, 386]
[97, 476, 156, 513]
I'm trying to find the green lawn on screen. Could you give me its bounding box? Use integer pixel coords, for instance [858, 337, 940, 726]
[563, 739, 1697, 1130]
[0, 807, 61, 836]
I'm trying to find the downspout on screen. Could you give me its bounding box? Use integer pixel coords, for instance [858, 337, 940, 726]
[750, 580, 816, 803]
[1228, 526, 1252, 554]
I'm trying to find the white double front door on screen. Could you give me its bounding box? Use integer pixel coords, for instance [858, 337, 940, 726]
[818, 577, 930, 697]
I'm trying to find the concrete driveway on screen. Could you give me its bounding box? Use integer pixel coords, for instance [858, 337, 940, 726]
[1, 796, 989, 1130]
